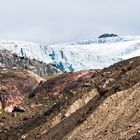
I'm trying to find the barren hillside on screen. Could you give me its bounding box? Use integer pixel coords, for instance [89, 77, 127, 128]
[0, 57, 140, 140]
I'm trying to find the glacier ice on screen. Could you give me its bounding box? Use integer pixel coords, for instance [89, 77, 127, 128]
[0, 36, 140, 72]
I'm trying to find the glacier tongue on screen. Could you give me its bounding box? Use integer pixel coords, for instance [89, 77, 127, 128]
[0, 36, 140, 72]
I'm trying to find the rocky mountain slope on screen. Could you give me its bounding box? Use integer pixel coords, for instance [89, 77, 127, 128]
[0, 56, 139, 140]
[0, 50, 59, 76]
[0, 70, 44, 113]
[0, 35, 140, 72]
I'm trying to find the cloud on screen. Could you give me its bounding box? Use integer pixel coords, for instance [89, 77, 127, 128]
[0, 0, 140, 44]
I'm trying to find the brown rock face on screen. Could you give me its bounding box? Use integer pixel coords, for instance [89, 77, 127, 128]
[0, 56, 140, 140]
[39, 57, 140, 140]
[63, 83, 140, 140]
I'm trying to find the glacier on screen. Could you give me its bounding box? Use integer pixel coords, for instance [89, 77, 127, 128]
[0, 36, 140, 72]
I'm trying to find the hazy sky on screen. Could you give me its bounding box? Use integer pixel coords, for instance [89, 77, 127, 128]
[0, 0, 140, 44]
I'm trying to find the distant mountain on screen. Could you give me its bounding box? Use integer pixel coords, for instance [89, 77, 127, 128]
[0, 35, 140, 72]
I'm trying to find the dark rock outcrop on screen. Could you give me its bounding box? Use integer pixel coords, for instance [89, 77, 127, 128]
[0, 50, 60, 77]
[98, 33, 118, 38]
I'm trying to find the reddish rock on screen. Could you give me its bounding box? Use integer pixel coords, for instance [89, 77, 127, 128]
[0, 70, 42, 112]
[32, 70, 98, 98]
